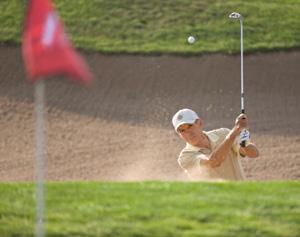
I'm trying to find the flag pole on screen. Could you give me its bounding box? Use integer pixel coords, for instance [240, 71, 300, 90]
[34, 79, 46, 237]
[23, 0, 93, 235]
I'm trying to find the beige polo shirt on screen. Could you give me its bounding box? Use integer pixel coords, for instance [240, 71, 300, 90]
[178, 128, 245, 181]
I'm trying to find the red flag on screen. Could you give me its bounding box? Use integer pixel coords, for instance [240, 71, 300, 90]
[22, 0, 93, 84]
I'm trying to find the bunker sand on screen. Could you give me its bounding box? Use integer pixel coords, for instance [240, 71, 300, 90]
[0, 46, 299, 181]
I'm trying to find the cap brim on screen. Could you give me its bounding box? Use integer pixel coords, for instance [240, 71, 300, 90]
[175, 119, 196, 131]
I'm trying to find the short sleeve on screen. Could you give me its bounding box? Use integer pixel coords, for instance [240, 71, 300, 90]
[217, 128, 231, 137]
[178, 150, 209, 170]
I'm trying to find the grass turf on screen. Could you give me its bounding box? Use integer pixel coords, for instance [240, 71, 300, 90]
[0, 181, 299, 236]
[0, 0, 299, 54]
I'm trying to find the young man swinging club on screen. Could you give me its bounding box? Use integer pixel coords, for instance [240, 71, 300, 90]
[172, 108, 259, 181]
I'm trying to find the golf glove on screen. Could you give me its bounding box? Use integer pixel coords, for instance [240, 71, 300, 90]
[239, 129, 250, 145]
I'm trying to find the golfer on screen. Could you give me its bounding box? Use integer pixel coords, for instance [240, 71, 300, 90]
[172, 108, 259, 181]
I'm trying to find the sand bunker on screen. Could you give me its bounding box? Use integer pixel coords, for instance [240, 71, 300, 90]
[0, 45, 299, 181]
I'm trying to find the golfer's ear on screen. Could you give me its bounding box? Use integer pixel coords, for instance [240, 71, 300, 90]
[196, 118, 203, 127]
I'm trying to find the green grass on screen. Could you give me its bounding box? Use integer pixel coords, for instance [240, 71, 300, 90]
[0, 0, 299, 54]
[0, 181, 299, 237]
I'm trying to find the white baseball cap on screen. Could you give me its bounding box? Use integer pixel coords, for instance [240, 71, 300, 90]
[172, 108, 199, 131]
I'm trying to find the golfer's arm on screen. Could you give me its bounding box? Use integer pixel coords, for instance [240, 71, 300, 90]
[201, 129, 239, 168]
[239, 143, 259, 158]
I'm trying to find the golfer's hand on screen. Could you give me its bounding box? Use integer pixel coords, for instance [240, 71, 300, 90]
[234, 114, 248, 132]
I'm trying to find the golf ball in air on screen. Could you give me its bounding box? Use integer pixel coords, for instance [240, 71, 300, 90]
[187, 36, 196, 44]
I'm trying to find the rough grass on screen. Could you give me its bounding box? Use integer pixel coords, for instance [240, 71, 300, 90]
[0, 0, 299, 54]
[0, 181, 299, 236]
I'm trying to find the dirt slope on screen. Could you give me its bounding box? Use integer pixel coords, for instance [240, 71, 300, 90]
[0, 45, 299, 181]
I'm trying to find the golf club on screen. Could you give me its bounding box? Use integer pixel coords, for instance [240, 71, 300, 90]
[229, 12, 246, 147]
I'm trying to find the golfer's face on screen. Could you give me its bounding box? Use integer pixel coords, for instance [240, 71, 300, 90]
[177, 122, 201, 145]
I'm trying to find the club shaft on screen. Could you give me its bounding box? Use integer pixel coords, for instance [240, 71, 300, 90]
[240, 19, 244, 113]
[240, 19, 246, 147]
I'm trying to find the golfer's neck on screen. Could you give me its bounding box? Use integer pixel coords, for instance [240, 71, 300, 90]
[192, 133, 211, 150]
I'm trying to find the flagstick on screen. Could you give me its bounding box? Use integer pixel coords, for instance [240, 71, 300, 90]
[34, 80, 46, 237]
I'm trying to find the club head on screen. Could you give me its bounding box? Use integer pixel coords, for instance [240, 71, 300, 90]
[229, 12, 243, 20]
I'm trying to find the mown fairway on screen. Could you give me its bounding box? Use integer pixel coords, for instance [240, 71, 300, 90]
[0, 0, 299, 54]
[0, 182, 299, 237]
